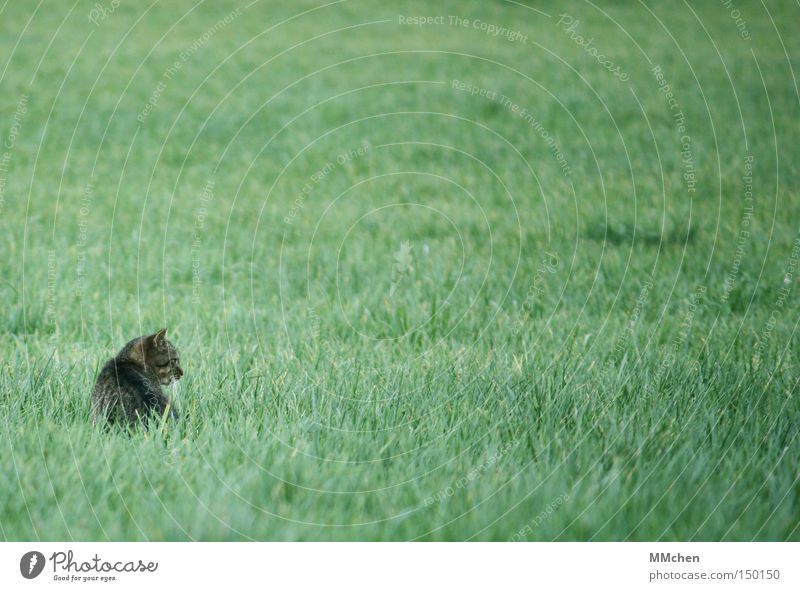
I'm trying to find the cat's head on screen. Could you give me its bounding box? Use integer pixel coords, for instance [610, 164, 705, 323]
[120, 328, 184, 385]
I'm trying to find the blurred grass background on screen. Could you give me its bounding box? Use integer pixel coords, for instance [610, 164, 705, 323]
[0, 0, 798, 540]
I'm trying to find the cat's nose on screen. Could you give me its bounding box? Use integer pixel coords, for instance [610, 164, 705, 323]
[177, 367, 184, 377]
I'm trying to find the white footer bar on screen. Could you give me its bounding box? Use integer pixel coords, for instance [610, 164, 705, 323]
[1, 542, 797, 590]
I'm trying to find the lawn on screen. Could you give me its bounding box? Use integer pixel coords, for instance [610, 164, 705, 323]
[0, 0, 798, 541]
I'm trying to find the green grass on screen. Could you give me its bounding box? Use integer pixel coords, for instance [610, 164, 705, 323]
[1, 0, 799, 541]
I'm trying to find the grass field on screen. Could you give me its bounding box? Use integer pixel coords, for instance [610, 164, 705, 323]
[1, 0, 799, 541]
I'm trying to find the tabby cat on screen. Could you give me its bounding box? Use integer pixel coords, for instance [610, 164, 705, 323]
[91, 329, 183, 427]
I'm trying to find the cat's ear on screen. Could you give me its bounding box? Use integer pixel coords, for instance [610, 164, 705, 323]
[148, 328, 167, 349]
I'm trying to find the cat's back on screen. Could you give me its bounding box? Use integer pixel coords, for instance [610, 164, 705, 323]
[92, 358, 154, 425]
